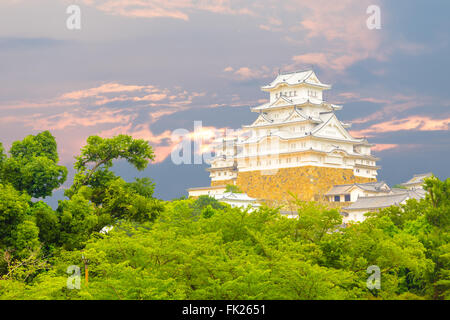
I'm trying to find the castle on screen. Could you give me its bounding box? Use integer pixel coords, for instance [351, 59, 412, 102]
[190, 70, 380, 203]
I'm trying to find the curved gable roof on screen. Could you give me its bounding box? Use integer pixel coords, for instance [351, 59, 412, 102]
[312, 113, 355, 141]
[261, 70, 331, 90]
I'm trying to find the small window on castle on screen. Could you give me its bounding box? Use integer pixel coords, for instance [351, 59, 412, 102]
[345, 194, 351, 202]
[334, 195, 340, 202]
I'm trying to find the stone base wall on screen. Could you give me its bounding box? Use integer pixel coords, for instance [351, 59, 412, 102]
[236, 166, 375, 202]
[211, 179, 236, 187]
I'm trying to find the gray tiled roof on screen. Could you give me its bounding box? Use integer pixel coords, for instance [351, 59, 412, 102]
[342, 193, 410, 211]
[326, 181, 389, 196]
[358, 181, 389, 191]
[325, 184, 353, 195]
[403, 188, 426, 200]
[400, 172, 433, 186]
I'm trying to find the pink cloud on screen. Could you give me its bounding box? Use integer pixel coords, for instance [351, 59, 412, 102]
[350, 116, 450, 137]
[0, 81, 213, 164]
[82, 0, 257, 21]
[60, 83, 150, 100]
[372, 144, 398, 152]
[351, 98, 434, 125]
[223, 65, 272, 81]
[30, 109, 132, 131]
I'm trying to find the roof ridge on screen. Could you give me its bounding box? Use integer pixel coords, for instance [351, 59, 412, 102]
[278, 69, 312, 76]
[413, 172, 433, 177]
[356, 181, 385, 185]
[357, 193, 408, 199]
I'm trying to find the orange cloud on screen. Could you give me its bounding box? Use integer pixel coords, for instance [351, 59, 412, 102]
[371, 144, 398, 152]
[31, 109, 132, 131]
[224, 65, 272, 81]
[60, 83, 150, 100]
[350, 116, 450, 137]
[0, 81, 214, 165]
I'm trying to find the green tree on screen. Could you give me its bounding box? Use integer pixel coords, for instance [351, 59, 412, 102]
[423, 176, 450, 228]
[191, 195, 227, 216]
[101, 178, 164, 223]
[57, 193, 100, 250]
[0, 183, 41, 263]
[31, 201, 60, 247]
[225, 185, 242, 193]
[421, 176, 450, 299]
[294, 201, 342, 243]
[0, 131, 67, 198]
[0, 143, 6, 167]
[66, 134, 154, 199]
[128, 177, 155, 198]
[0, 183, 31, 250]
[11, 220, 40, 259]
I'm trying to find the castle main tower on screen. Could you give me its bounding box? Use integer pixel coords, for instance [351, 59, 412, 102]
[208, 70, 379, 202]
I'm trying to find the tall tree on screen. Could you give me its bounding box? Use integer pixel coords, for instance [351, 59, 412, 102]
[0, 131, 67, 198]
[65, 134, 154, 200]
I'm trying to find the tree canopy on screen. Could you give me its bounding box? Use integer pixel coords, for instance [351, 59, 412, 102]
[0, 131, 67, 198]
[0, 131, 448, 300]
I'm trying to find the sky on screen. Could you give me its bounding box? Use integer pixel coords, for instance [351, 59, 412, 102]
[0, 0, 449, 203]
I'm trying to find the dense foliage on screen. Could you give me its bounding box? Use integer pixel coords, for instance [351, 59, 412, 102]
[0, 132, 448, 300]
[0, 131, 67, 198]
